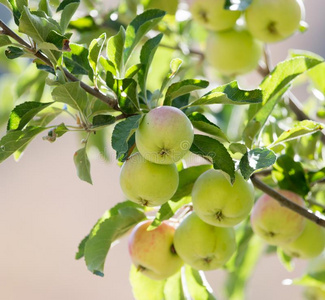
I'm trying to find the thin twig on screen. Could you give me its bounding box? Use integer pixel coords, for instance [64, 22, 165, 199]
[251, 175, 325, 227]
[0, 19, 119, 110]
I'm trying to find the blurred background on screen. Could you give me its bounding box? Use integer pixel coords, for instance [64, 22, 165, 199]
[0, 0, 324, 299]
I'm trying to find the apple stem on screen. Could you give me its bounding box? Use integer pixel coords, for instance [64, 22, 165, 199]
[251, 175, 325, 228]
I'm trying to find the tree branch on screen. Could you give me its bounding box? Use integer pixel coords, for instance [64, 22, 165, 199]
[251, 175, 325, 227]
[0, 19, 119, 110]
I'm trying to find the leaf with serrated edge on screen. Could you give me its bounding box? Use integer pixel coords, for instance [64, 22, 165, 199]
[189, 81, 262, 107]
[124, 9, 166, 64]
[111, 115, 143, 161]
[187, 112, 229, 142]
[51, 81, 88, 114]
[190, 134, 235, 183]
[60, 1, 80, 32]
[165, 79, 209, 106]
[0, 127, 47, 163]
[84, 203, 145, 275]
[270, 120, 324, 148]
[243, 55, 323, 148]
[7, 102, 53, 131]
[239, 148, 276, 180]
[138, 34, 163, 96]
[184, 265, 216, 300]
[73, 147, 92, 184]
[107, 26, 125, 76]
[88, 33, 106, 83]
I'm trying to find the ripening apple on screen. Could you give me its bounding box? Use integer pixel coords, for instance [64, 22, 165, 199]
[245, 0, 305, 43]
[250, 190, 306, 245]
[192, 169, 255, 227]
[145, 0, 178, 15]
[190, 0, 241, 31]
[205, 27, 263, 76]
[281, 219, 325, 259]
[119, 152, 179, 206]
[128, 220, 183, 280]
[173, 212, 236, 271]
[135, 106, 194, 165]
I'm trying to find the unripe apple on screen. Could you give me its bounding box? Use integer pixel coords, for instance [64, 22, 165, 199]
[135, 106, 194, 165]
[206, 28, 263, 76]
[128, 220, 183, 280]
[250, 190, 306, 245]
[190, 0, 241, 31]
[281, 219, 325, 259]
[245, 0, 304, 43]
[173, 212, 236, 271]
[192, 169, 255, 227]
[119, 152, 179, 206]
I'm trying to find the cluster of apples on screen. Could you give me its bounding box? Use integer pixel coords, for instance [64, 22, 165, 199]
[120, 105, 258, 280]
[251, 190, 325, 259]
[190, 0, 305, 75]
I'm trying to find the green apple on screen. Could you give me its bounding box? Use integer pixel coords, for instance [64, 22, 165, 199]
[135, 106, 194, 165]
[119, 152, 179, 206]
[245, 0, 304, 43]
[128, 220, 183, 280]
[173, 212, 236, 271]
[304, 287, 325, 300]
[190, 0, 241, 31]
[192, 169, 255, 227]
[206, 27, 263, 76]
[281, 219, 325, 259]
[144, 0, 178, 15]
[250, 190, 306, 245]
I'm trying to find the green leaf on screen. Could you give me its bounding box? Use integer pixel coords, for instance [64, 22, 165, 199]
[58, 0, 80, 32]
[117, 78, 140, 114]
[164, 79, 209, 106]
[75, 235, 89, 260]
[8, 0, 27, 25]
[92, 115, 115, 128]
[308, 62, 325, 95]
[63, 43, 91, 75]
[188, 81, 262, 107]
[277, 247, 294, 272]
[0, 126, 47, 163]
[39, 0, 52, 17]
[224, 0, 252, 10]
[84, 202, 146, 275]
[73, 147, 92, 184]
[187, 112, 229, 142]
[272, 154, 310, 197]
[307, 167, 325, 184]
[148, 197, 191, 230]
[106, 26, 125, 76]
[290, 271, 325, 290]
[7, 101, 53, 131]
[28, 107, 64, 127]
[171, 164, 212, 200]
[243, 56, 323, 148]
[138, 33, 163, 95]
[164, 271, 185, 300]
[229, 143, 247, 155]
[51, 81, 88, 114]
[0, 36, 12, 47]
[190, 134, 235, 183]
[184, 265, 216, 300]
[130, 264, 166, 300]
[19, 7, 61, 44]
[5, 46, 24, 59]
[68, 15, 98, 32]
[124, 9, 166, 63]
[239, 148, 276, 180]
[88, 33, 106, 84]
[269, 120, 324, 148]
[125, 63, 142, 78]
[41, 30, 70, 51]
[111, 115, 143, 161]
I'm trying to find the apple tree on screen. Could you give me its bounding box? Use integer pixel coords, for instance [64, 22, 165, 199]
[0, 0, 325, 299]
